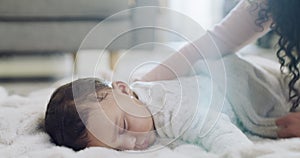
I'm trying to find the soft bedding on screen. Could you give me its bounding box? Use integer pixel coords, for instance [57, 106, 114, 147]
[1, 54, 300, 158]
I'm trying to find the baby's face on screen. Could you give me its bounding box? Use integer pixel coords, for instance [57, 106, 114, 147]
[87, 81, 156, 150]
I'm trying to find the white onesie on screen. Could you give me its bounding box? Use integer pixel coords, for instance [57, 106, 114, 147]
[131, 53, 291, 153]
[131, 71, 252, 153]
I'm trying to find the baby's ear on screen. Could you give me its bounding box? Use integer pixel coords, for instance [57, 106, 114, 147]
[112, 81, 132, 95]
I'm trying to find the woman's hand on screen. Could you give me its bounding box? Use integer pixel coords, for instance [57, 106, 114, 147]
[276, 112, 300, 138]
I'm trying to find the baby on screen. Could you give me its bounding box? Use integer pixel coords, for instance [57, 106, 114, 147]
[45, 54, 293, 153]
[45, 77, 251, 152]
[44, 78, 157, 151]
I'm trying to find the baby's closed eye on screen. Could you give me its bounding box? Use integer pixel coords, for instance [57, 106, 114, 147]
[119, 118, 128, 134]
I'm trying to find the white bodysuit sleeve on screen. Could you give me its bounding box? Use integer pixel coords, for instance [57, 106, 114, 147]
[141, 0, 272, 81]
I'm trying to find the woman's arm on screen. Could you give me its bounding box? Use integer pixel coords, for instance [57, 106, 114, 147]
[141, 0, 272, 81]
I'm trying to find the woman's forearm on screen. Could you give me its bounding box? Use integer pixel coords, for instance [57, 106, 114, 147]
[141, 46, 202, 81]
[142, 0, 271, 81]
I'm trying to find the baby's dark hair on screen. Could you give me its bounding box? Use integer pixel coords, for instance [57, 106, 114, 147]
[44, 78, 111, 151]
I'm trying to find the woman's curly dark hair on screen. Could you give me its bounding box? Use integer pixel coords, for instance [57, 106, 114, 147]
[250, 0, 300, 111]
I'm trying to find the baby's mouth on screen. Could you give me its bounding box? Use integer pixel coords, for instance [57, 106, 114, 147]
[135, 133, 155, 150]
[135, 140, 149, 150]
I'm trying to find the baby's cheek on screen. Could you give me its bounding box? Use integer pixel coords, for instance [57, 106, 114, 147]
[130, 117, 154, 132]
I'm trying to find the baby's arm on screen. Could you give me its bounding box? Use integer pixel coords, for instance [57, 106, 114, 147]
[183, 113, 253, 154]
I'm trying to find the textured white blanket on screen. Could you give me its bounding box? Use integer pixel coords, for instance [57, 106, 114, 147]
[1, 55, 300, 157]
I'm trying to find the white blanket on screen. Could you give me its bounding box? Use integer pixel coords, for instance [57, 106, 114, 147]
[1, 55, 300, 157]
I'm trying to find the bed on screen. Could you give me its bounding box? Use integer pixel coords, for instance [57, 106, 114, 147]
[1, 54, 300, 158]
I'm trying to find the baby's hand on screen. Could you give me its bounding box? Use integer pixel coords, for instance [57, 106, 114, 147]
[276, 112, 300, 138]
